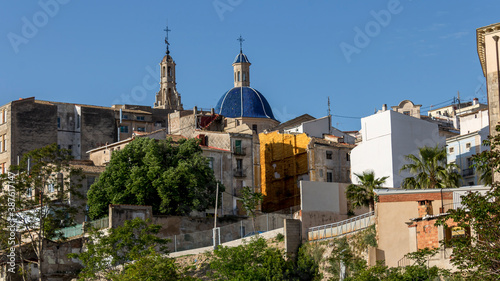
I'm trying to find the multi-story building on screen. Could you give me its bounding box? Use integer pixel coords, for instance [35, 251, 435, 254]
[0, 98, 171, 174]
[350, 108, 445, 188]
[446, 108, 489, 186]
[259, 129, 354, 212]
[477, 22, 500, 137]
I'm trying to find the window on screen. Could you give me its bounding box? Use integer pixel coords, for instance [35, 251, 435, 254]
[319, 169, 323, 178]
[252, 124, 257, 132]
[68, 145, 73, 151]
[57, 117, 61, 128]
[137, 127, 146, 132]
[465, 143, 471, 149]
[237, 159, 243, 170]
[155, 121, 162, 127]
[162, 66, 165, 77]
[47, 183, 55, 193]
[27, 187, 32, 198]
[136, 116, 145, 121]
[0, 134, 5, 152]
[238, 71, 241, 82]
[120, 126, 129, 133]
[208, 157, 214, 170]
[403, 111, 410, 115]
[122, 115, 129, 120]
[243, 72, 247, 82]
[449, 147, 454, 153]
[327, 171, 333, 182]
[346, 153, 350, 161]
[326, 151, 333, 159]
[168, 66, 172, 77]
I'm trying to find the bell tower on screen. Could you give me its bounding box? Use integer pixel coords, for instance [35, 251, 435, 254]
[154, 25, 183, 110]
[233, 35, 251, 87]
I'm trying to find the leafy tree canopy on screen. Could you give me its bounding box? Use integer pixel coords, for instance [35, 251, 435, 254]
[400, 145, 461, 189]
[87, 137, 222, 219]
[70, 218, 171, 280]
[346, 171, 388, 212]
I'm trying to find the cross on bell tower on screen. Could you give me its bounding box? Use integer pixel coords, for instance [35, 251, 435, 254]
[232, 35, 251, 87]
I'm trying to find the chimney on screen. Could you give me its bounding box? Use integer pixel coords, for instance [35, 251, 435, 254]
[382, 104, 387, 112]
[473, 98, 479, 105]
[418, 200, 433, 217]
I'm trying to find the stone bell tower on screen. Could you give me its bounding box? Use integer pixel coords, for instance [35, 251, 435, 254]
[154, 25, 183, 110]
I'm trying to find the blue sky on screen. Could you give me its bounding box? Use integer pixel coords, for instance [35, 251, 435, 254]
[1, 1, 499, 131]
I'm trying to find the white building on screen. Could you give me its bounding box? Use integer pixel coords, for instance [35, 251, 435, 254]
[350, 109, 445, 188]
[283, 116, 356, 144]
[446, 109, 489, 186]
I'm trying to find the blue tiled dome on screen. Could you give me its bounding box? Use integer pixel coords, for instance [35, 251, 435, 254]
[233, 52, 250, 64]
[215, 87, 276, 120]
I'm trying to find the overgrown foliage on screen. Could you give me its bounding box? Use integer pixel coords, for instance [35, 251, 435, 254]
[87, 137, 222, 219]
[346, 171, 387, 212]
[208, 237, 292, 280]
[69, 218, 175, 280]
[435, 126, 500, 279]
[240, 186, 264, 232]
[400, 145, 461, 189]
[0, 144, 83, 281]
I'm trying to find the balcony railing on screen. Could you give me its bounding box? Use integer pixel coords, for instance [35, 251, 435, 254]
[233, 168, 246, 178]
[233, 146, 246, 156]
[462, 168, 474, 177]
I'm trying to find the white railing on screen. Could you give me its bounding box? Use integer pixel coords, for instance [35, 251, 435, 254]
[307, 211, 375, 241]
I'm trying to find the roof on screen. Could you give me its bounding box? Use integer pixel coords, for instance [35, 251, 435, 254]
[233, 52, 250, 64]
[271, 114, 316, 132]
[215, 86, 276, 120]
[310, 137, 355, 148]
[374, 185, 490, 196]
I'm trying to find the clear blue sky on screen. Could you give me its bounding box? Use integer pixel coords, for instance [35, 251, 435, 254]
[1, 1, 499, 131]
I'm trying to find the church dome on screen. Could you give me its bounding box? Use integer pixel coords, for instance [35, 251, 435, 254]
[233, 52, 250, 64]
[215, 86, 276, 120]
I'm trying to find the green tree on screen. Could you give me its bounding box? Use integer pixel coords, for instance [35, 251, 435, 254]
[87, 137, 222, 219]
[346, 171, 388, 212]
[208, 237, 292, 280]
[400, 145, 461, 189]
[0, 144, 83, 281]
[70, 218, 172, 280]
[240, 186, 264, 232]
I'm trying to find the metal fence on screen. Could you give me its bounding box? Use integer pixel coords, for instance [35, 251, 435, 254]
[165, 212, 291, 252]
[307, 211, 375, 241]
[57, 216, 109, 239]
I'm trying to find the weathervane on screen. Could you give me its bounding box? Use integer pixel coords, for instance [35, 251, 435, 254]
[164, 24, 171, 54]
[237, 35, 245, 53]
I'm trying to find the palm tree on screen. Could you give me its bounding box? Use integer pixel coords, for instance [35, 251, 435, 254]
[400, 145, 461, 189]
[346, 171, 388, 212]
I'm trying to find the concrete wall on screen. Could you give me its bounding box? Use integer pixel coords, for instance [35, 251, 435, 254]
[351, 110, 444, 188]
[109, 205, 153, 228]
[372, 187, 489, 268]
[460, 109, 489, 135]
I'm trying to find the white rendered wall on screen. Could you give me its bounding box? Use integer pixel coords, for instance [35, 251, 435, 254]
[351, 110, 444, 188]
[460, 110, 489, 136]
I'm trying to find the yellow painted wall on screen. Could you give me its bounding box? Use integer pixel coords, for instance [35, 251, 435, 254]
[259, 131, 310, 212]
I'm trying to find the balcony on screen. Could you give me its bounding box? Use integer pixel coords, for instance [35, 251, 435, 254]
[233, 168, 246, 178]
[462, 168, 474, 177]
[233, 146, 246, 156]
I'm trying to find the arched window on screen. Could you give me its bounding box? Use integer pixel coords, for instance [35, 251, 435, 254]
[238, 71, 241, 82]
[162, 66, 166, 77]
[168, 66, 172, 77]
[243, 72, 247, 82]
